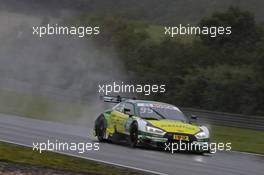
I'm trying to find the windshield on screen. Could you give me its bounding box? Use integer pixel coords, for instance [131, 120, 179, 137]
[137, 103, 187, 122]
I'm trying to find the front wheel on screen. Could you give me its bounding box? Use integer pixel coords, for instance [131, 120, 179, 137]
[129, 123, 138, 148]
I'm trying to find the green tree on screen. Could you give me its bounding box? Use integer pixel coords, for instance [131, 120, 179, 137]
[200, 7, 261, 50]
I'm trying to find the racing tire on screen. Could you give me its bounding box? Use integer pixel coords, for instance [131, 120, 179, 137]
[96, 117, 106, 142]
[129, 123, 138, 148]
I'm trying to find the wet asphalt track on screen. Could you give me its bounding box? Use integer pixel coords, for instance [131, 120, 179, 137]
[0, 114, 263, 175]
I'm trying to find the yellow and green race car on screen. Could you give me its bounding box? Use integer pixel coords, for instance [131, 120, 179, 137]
[94, 96, 210, 153]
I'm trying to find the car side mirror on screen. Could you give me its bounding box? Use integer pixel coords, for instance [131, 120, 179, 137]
[191, 115, 198, 120]
[189, 115, 198, 124]
[124, 108, 132, 117]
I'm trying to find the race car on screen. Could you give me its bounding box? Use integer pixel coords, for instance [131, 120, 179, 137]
[94, 96, 210, 153]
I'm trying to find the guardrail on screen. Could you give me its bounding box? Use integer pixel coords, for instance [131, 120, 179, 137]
[181, 107, 264, 131]
[0, 77, 263, 130]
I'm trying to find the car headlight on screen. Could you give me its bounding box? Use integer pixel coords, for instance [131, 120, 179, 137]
[195, 126, 210, 140]
[195, 131, 208, 139]
[145, 126, 165, 135]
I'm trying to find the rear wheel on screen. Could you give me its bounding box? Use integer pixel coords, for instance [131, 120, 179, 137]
[129, 123, 138, 148]
[96, 117, 106, 142]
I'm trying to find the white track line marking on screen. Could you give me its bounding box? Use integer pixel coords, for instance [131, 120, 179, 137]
[230, 150, 264, 157]
[0, 139, 169, 175]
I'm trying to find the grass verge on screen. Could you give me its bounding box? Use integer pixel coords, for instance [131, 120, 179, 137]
[211, 125, 264, 154]
[0, 142, 143, 175]
[0, 90, 85, 122]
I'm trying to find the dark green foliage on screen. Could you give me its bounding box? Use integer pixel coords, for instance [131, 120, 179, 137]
[200, 7, 260, 50]
[82, 7, 264, 115]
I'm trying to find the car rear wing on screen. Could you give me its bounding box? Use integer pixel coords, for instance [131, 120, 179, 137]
[100, 95, 135, 103]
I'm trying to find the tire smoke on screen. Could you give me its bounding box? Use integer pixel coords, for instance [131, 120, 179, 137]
[0, 9, 127, 127]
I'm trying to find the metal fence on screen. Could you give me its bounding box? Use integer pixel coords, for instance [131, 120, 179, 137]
[0, 77, 263, 131]
[181, 107, 264, 131]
